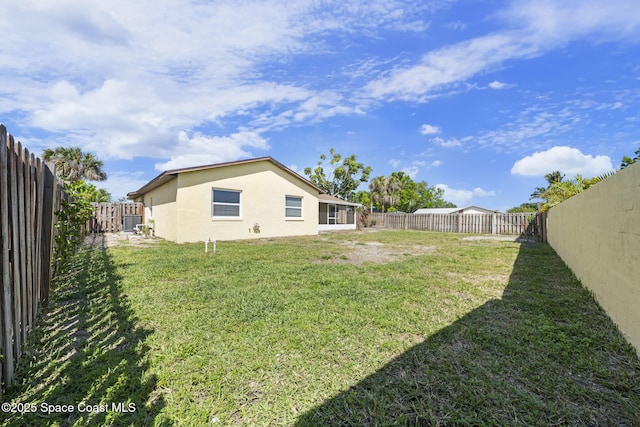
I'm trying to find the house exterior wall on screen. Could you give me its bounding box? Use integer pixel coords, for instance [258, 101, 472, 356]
[547, 163, 640, 354]
[139, 179, 178, 242]
[173, 161, 319, 243]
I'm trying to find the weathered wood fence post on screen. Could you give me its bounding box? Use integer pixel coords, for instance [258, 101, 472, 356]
[0, 125, 61, 399]
[491, 212, 497, 235]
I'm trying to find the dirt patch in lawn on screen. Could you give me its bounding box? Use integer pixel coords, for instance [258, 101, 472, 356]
[83, 232, 160, 249]
[317, 240, 436, 265]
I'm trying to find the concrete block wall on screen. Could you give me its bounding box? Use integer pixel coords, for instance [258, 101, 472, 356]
[547, 162, 640, 354]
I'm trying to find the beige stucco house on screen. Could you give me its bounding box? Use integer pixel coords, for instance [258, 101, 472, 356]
[127, 157, 358, 243]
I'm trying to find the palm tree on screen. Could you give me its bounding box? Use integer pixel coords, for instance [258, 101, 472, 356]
[530, 186, 547, 200]
[530, 170, 564, 200]
[42, 147, 107, 182]
[369, 176, 386, 212]
[544, 171, 565, 185]
[539, 174, 604, 211]
[369, 175, 402, 212]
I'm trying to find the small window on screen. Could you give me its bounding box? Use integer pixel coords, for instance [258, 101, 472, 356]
[213, 189, 241, 217]
[285, 196, 303, 218]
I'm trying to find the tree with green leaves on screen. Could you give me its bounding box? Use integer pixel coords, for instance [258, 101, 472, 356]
[620, 147, 639, 169]
[76, 183, 111, 202]
[369, 172, 455, 212]
[507, 202, 539, 213]
[43, 146, 107, 183]
[352, 190, 372, 208]
[390, 172, 453, 212]
[538, 174, 605, 211]
[530, 170, 565, 200]
[304, 149, 372, 201]
[53, 180, 99, 273]
[43, 148, 110, 272]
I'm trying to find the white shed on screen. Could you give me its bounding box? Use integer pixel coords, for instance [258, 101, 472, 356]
[414, 206, 500, 215]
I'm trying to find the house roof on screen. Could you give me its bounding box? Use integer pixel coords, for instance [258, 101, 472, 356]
[414, 206, 500, 215]
[127, 156, 323, 199]
[318, 194, 361, 207]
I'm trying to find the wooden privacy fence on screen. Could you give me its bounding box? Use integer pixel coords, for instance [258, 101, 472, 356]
[0, 125, 60, 398]
[371, 212, 546, 239]
[89, 202, 144, 233]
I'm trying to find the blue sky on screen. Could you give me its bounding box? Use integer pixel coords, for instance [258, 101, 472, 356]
[1, 0, 638, 210]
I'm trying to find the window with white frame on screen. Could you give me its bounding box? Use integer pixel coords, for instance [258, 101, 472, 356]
[212, 189, 241, 217]
[285, 195, 303, 218]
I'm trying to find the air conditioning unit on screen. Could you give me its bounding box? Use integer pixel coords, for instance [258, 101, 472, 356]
[123, 215, 142, 232]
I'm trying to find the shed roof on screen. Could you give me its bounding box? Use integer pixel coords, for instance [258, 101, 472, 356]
[414, 206, 500, 215]
[413, 208, 460, 215]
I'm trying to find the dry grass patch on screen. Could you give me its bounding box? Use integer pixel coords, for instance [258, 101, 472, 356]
[315, 237, 436, 265]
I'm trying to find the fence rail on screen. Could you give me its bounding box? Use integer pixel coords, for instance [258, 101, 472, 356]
[89, 202, 144, 233]
[371, 212, 545, 238]
[0, 125, 60, 398]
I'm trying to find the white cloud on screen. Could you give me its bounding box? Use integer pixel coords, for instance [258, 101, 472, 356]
[364, 0, 640, 101]
[290, 91, 363, 124]
[445, 21, 467, 31]
[472, 187, 497, 197]
[401, 166, 419, 178]
[399, 161, 426, 178]
[1, 0, 638, 173]
[420, 124, 441, 135]
[154, 131, 270, 171]
[476, 109, 582, 151]
[436, 184, 496, 206]
[25, 77, 312, 161]
[288, 164, 301, 174]
[500, 0, 640, 43]
[389, 159, 401, 168]
[431, 160, 442, 167]
[433, 136, 461, 148]
[511, 146, 613, 176]
[100, 171, 149, 201]
[488, 80, 509, 89]
[0, 0, 431, 166]
[365, 31, 538, 101]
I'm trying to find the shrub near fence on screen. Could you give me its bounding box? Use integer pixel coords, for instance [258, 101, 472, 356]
[371, 212, 543, 238]
[0, 125, 60, 398]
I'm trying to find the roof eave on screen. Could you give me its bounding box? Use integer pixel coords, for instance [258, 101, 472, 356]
[127, 156, 323, 199]
[127, 171, 178, 199]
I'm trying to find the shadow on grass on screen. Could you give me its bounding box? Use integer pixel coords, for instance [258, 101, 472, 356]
[1, 235, 171, 427]
[296, 241, 640, 426]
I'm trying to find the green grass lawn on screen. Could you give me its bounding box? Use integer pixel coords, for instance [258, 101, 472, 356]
[3, 230, 639, 426]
